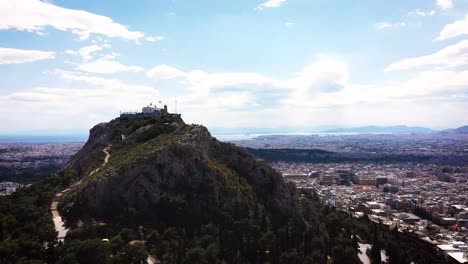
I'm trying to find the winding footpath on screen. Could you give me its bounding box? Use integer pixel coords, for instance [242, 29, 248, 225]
[50, 145, 111, 241]
[357, 243, 371, 264]
[50, 145, 160, 263]
[357, 242, 389, 264]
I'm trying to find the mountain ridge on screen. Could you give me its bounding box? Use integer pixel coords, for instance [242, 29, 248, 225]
[440, 125, 468, 134]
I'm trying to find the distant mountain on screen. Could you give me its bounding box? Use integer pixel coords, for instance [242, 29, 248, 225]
[453, 125, 468, 134]
[322, 125, 435, 134]
[209, 125, 339, 135]
[440, 125, 468, 134]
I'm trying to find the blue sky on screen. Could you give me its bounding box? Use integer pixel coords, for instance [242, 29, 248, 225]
[0, 0, 467, 132]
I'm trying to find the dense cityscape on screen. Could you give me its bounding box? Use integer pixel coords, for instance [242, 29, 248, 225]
[0, 142, 83, 194]
[0, 142, 83, 168]
[237, 134, 468, 264]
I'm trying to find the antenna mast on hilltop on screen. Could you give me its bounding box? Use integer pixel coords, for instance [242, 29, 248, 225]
[175, 100, 178, 114]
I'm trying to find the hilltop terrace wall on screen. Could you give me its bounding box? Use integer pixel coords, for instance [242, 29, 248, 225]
[120, 112, 181, 121]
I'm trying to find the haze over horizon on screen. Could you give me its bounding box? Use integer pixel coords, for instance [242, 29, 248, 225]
[1, 0, 468, 132]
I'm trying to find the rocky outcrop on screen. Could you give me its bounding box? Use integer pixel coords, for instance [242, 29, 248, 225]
[61, 115, 300, 229]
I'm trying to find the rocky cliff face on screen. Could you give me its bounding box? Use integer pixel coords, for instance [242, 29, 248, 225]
[61, 115, 300, 228]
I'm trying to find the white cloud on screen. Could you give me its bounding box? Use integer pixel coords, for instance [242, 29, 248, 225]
[284, 22, 295, 28]
[76, 60, 143, 74]
[197, 92, 254, 110]
[436, 0, 453, 10]
[385, 39, 468, 71]
[146, 56, 468, 116]
[256, 0, 287, 10]
[282, 59, 351, 107]
[147, 58, 349, 109]
[436, 15, 468, 41]
[147, 64, 187, 79]
[148, 65, 282, 99]
[58, 71, 157, 92]
[2, 56, 468, 130]
[284, 67, 468, 110]
[374, 22, 406, 31]
[408, 9, 436, 16]
[179, 73, 468, 128]
[79, 45, 103, 59]
[1, 72, 160, 131]
[367, 69, 468, 104]
[145, 36, 164, 42]
[100, 52, 120, 60]
[0, 0, 144, 40]
[0, 47, 55, 64]
[66, 44, 111, 60]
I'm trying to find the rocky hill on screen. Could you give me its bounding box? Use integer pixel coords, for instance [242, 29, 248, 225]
[441, 125, 468, 134]
[59, 114, 307, 230]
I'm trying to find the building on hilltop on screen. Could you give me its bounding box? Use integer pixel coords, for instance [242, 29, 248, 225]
[142, 103, 163, 114]
[121, 103, 180, 118]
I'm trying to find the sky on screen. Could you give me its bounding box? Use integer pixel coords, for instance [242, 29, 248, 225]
[0, 0, 468, 133]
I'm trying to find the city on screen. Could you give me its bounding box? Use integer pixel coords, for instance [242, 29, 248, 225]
[241, 134, 468, 264]
[0, 142, 83, 194]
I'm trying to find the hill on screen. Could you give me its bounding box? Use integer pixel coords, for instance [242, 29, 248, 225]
[441, 125, 468, 134]
[54, 113, 333, 263]
[62, 114, 298, 227]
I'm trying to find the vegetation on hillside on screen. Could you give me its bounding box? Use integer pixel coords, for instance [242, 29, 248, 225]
[0, 116, 451, 263]
[0, 171, 450, 263]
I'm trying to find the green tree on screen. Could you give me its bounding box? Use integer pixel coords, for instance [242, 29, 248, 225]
[279, 250, 302, 264]
[120, 243, 148, 264]
[120, 228, 135, 243]
[184, 247, 207, 264]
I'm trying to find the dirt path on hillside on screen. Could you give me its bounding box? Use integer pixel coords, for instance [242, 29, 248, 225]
[50, 145, 111, 241]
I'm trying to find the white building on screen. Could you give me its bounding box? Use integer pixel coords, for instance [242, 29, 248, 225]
[142, 103, 161, 114]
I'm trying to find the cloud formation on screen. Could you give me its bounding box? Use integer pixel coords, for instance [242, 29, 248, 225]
[2, 72, 160, 131]
[65, 44, 111, 60]
[0, 47, 55, 64]
[147, 64, 282, 99]
[256, 0, 287, 10]
[385, 40, 468, 71]
[161, 60, 468, 127]
[0, 0, 144, 40]
[436, 0, 453, 10]
[146, 58, 352, 110]
[284, 22, 295, 28]
[145, 36, 164, 42]
[374, 22, 406, 30]
[147, 65, 187, 79]
[408, 9, 436, 16]
[436, 15, 468, 41]
[3, 54, 468, 131]
[76, 60, 143, 74]
[0, 1, 466, 130]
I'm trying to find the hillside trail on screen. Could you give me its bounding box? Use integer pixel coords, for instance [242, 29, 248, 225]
[50, 145, 111, 241]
